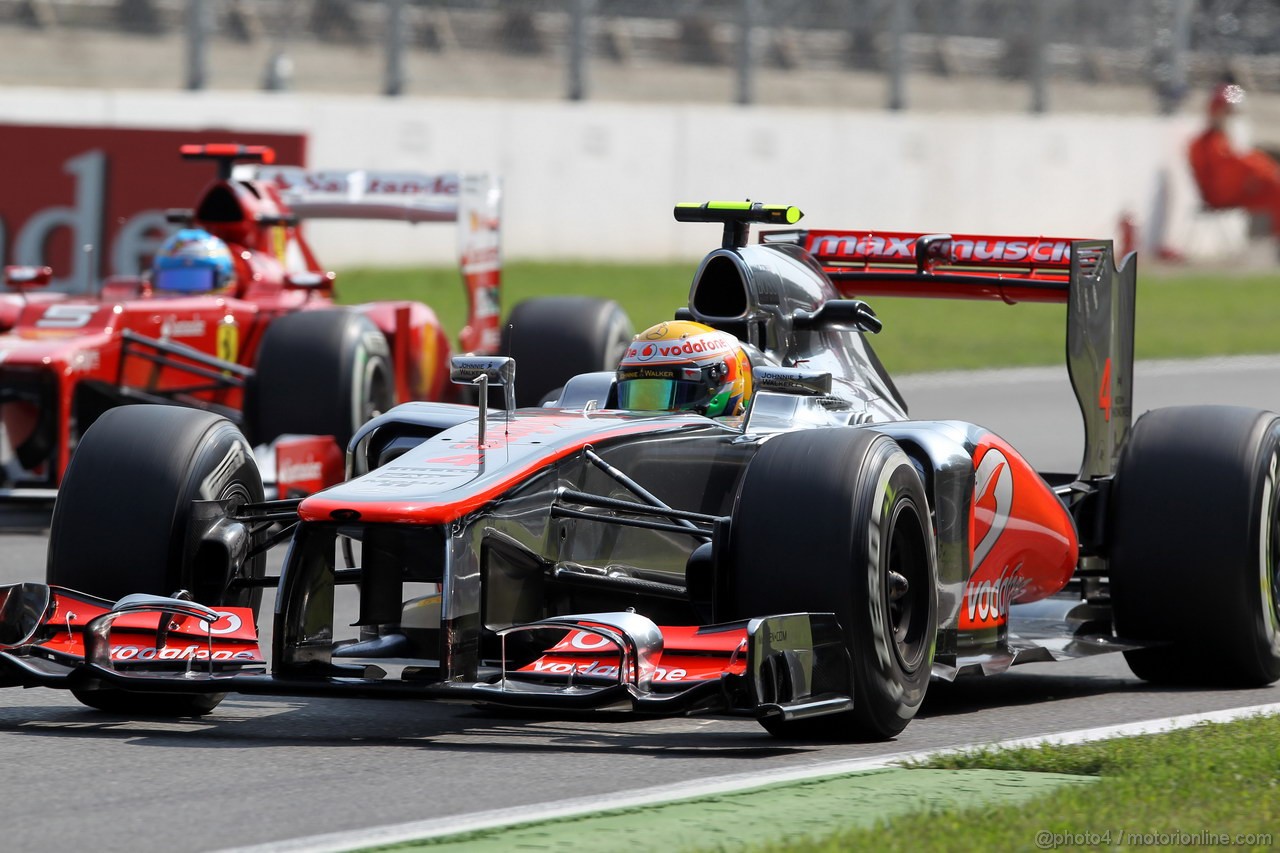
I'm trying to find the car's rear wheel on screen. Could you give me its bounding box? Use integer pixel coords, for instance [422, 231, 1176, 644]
[725, 428, 937, 740]
[502, 297, 633, 408]
[47, 405, 265, 716]
[1109, 405, 1280, 685]
[245, 310, 393, 448]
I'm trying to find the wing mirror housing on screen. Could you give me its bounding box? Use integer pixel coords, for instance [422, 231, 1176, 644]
[451, 356, 517, 443]
[790, 299, 882, 334]
[4, 265, 53, 291]
[285, 271, 336, 290]
[450, 356, 515, 389]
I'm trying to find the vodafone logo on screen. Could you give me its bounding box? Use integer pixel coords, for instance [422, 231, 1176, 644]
[526, 658, 690, 682]
[964, 565, 1029, 625]
[625, 332, 734, 364]
[972, 447, 1012, 570]
[547, 629, 618, 652]
[110, 645, 258, 662]
[197, 611, 244, 635]
[657, 334, 732, 357]
[570, 631, 612, 649]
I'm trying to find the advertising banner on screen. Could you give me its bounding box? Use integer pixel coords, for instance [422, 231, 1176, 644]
[0, 125, 306, 290]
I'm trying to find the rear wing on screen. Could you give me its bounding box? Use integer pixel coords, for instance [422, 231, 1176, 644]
[239, 165, 503, 354]
[767, 229, 1077, 302]
[763, 228, 1136, 481]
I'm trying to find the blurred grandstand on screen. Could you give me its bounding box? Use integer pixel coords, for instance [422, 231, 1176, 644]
[1, 1, 1278, 133]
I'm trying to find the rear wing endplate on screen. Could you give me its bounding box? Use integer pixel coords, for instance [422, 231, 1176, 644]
[764, 229, 1136, 480]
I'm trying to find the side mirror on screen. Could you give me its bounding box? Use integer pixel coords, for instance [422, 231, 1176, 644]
[450, 356, 515, 388]
[285, 270, 336, 289]
[790, 299, 882, 334]
[4, 265, 53, 291]
[451, 356, 517, 424]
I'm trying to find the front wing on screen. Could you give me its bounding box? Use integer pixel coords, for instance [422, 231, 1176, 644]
[0, 584, 853, 724]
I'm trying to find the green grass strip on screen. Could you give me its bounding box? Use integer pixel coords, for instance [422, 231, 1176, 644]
[749, 714, 1280, 853]
[363, 768, 1094, 853]
[356, 714, 1280, 853]
[336, 264, 1280, 374]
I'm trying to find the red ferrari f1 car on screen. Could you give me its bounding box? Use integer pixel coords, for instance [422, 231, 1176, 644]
[0, 144, 631, 498]
[0, 202, 1275, 740]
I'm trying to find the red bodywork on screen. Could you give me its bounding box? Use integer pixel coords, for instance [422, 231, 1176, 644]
[961, 434, 1078, 631]
[274, 434, 345, 499]
[518, 625, 748, 686]
[0, 145, 498, 492]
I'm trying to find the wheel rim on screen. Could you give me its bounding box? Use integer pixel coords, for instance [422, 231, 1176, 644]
[356, 358, 393, 431]
[1271, 513, 1280, 633]
[604, 323, 632, 370]
[886, 498, 931, 673]
[1266, 453, 1280, 639]
[365, 366, 390, 422]
[198, 479, 258, 607]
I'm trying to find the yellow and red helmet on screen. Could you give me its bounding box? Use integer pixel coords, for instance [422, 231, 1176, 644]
[616, 321, 752, 417]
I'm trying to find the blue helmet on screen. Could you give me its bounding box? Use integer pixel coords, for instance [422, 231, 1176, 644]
[153, 229, 235, 294]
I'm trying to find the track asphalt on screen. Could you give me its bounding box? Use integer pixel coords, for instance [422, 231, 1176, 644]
[234, 703, 1280, 853]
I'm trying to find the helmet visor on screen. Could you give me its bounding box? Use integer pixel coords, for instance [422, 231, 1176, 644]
[617, 365, 716, 412]
[155, 266, 216, 293]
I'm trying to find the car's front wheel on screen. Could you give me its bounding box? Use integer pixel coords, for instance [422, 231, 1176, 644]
[725, 427, 937, 740]
[47, 405, 265, 716]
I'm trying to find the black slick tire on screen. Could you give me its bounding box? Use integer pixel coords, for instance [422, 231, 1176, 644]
[1109, 405, 1280, 685]
[726, 428, 937, 740]
[245, 310, 393, 448]
[47, 405, 266, 715]
[502, 297, 632, 408]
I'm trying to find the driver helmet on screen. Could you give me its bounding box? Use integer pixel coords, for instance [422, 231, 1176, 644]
[616, 320, 752, 417]
[152, 229, 235, 294]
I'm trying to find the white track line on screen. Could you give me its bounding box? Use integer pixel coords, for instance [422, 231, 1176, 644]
[219, 702, 1280, 853]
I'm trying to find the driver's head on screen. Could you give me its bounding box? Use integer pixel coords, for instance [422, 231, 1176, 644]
[152, 229, 235, 294]
[616, 321, 752, 417]
[1208, 82, 1245, 124]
